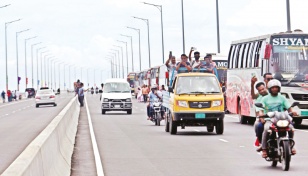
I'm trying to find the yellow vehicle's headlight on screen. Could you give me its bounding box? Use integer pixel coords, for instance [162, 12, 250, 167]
[177, 101, 188, 108]
[212, 100, 222, 107]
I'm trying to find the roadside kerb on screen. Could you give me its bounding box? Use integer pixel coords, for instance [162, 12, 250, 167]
[2, 96, 80, 176]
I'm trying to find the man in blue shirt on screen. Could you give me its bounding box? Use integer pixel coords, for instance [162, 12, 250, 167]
[146, 85, 162, 120]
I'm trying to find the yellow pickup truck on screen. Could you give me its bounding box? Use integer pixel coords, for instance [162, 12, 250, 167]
[163, 71, 225, 135]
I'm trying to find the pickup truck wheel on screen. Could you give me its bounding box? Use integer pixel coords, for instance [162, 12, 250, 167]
[165, 116, 170, 132]
[36, 104, 39, 108]
[170, 119, 177, 135]
[293, 119, 302, 125]
[127, 109, 132, 115]
[207, 126, 214, 132]
[102, 110, 106, 114]
[216, 120, 224, 135]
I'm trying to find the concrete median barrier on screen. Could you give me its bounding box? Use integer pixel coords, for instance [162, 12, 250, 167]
[2, 96, 80, 176]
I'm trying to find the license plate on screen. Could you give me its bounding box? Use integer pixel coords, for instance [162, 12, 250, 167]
[301, 111, 308, 116]
[114, 105, 120, 108]
[195, 113, 206, 119]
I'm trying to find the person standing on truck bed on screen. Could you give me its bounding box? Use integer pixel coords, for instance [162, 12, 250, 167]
[200, 56, 213, 73]
[176, 54, 191, 71]
[189, 47, 201, 68]
[165, 56, 177, 86]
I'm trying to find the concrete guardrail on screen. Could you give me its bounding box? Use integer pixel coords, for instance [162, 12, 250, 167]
[2, 96, 80, 176]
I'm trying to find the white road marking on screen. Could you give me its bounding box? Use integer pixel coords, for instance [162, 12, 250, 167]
[194, 129, 201, 132]
[5, 114, 9, 116]
[219, 139, 229, 143]
[239, 146, 245, 148]
[85, 96, 105, 176]
[12, 111, 15, 113]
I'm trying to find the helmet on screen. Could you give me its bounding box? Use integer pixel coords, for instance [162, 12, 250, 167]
[267, 79, 281, 93]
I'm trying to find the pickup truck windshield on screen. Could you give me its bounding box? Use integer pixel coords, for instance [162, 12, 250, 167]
[176, 76, 221, 94]
[104, 82, 131, 93]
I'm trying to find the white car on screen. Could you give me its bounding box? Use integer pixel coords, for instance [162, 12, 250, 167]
[101, 79, 132, 114]
[35, 89, 57, 108]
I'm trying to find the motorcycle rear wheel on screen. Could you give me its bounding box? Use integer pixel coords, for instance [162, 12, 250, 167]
[281, 140, 291, 171]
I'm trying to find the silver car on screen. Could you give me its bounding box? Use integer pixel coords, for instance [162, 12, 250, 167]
[35, 89, 57, 108]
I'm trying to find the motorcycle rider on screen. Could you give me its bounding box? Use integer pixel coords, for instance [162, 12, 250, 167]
[259, 79, 297, 158]
[146, 84, 162, 120]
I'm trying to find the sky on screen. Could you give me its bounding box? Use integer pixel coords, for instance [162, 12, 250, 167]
[1, 0, 308, 91]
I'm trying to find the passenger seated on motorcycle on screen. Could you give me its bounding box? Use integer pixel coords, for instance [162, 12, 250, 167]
[146, 85, 162, 120]
[253, 82, 268, 149]
[259, 79, 297, 158]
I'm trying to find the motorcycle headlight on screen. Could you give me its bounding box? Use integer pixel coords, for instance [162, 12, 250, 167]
[177, 101, 188, 108]
[103, 98, 109, 102]
[212, 100, 222, 107]
[276, 120, 289, 127]
[126, 98, 131, 102]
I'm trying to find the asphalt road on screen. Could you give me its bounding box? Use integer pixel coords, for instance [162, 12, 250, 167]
[85, 94, 308, 176]
[0, 92, 75, 174]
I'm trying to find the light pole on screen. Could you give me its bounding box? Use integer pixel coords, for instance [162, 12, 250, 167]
[57, 62, 64, 90]
[120, 34, 134, 71]
[0, 4, 11, 8]
[41, 52, 50, 87]
[50, 59, 57, 88]
[142, 2, 165, 63]
[64, 64, 69, 90]
[216, 0, 221, 53]
[45, 56, 54, 87]
[111, 49, 123, 78]
[16, 29, 30, 91]
[181, 0, 185, 54]
[286, 0, 291, 31]
[5, 19, 21, 91]
[113, 46, 123, 78]
[36, 47, 46, 90]
[105, 57, 114, 78]
[109, 52, 118, 78]
[127, 27, 142, 71]
[25, 36, 37, 88]
[117, 40, 129, 75]
[31, 42, 42, 88]
[132, 16, 151, 68]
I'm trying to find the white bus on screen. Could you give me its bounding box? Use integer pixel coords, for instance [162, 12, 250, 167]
[226, 30, 308, 125]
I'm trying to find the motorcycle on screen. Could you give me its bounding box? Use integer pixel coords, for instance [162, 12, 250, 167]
[150, 99, 162, 126]
[255, 102, 299, 171]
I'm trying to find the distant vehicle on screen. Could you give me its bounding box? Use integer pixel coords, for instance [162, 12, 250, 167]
[127, 72, 136, 93]
[35, 89, 57, 108]
[101, 79, 132, 114]
[25, 88, 36, 98]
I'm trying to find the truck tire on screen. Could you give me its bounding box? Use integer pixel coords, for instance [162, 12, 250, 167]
[102, 109, 106, 114]
[170, 119, 177, 135]
[127, 109, 132, 115]
[165, 117, 170, 132]
[216, 120, 224, 135]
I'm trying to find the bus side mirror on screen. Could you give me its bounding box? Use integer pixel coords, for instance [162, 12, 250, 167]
[264, 44, 272, 59]
[168, 87, 174, 93]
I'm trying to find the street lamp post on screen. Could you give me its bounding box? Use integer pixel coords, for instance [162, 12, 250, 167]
[120, 34, 134, 71]
[127, 27, 142, 71]
[142, 2, 165, 63]
[50, 59, 57, 88]
[41, 52, 50, 87]
[31, 42, 42, 88]
[5, 19, 21, 91]
[111, 49, 120, 77]
[36, 47, 46, 90]
[181, 0, 185, 54]
[117, 40, 129, 75]
[113, 45, 124, 78]
[16, 29, 30, 91]
[25, 36, 37, 88]
[45, 56, 54, 87]
[58, 62, 64, 90]
[132, 16, 151, 68]
[109, 52, 118, 78]
[286, 0, 291, 31]
[106, 57, 114, 78]
[216, 0, 221, 53]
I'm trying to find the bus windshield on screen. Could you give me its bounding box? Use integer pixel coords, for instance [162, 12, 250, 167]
[271, 38, 308, 83]
[176, 76, 221, 94]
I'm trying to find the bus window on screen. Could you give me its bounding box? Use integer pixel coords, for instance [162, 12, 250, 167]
[247, 42, 255, 68]
[234, 45, 242, 68]
[239, 44, 247, 68]
[232, 45, 239, 68]
[243, 43, 251, 68]
[251, 41, 259, 68]
[254, 41, 263, 67]
[228, 45, 235, 69]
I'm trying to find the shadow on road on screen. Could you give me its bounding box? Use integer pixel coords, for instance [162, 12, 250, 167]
[176, 131, 218, 136]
